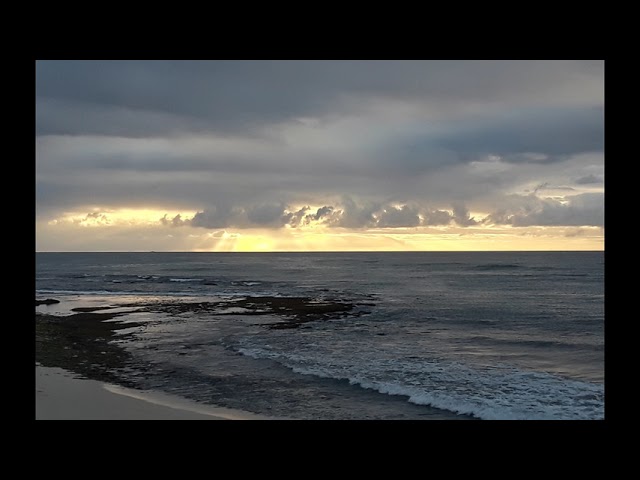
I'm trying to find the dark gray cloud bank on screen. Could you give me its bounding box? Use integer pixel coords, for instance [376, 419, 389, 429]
[36, 60, 604, 229]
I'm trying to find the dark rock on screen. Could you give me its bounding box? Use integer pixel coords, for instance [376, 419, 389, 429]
[117, 295, 366, 330]
[35, 309, 145, 386]
[71, 306, 115, 313]
[35, 298, 60, 306]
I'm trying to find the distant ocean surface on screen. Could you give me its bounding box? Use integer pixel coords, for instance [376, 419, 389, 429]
[36, 252, 604, 420]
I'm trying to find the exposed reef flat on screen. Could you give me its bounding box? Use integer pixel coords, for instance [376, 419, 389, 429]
[35, 309, 145, 386]
[35, 295, 371, 385]
[35, 298, 60, 306]
[118, 296, 371, 329]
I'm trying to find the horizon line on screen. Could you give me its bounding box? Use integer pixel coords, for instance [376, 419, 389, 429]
[35, 250, 605, 254]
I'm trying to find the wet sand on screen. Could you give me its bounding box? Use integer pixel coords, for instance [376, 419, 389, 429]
[35, 365, 270, 420]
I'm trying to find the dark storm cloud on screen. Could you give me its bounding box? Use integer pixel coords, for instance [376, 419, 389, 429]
[168, 190, 604, 231]
[181, 199, 482, 230]
[575, 174, 603, 185]
[36, 60, 603, 137]
[486, 193, 604, 227]
[190, 204, 244, 229]
[423, 209, 453, 226]
[35, 60, 411, 136]
[452, 205, 478, 227]
[433, 106, 604, 160]
[376, 204, 422, 228]
[188, 203, 298, 229]
[333, 197, 379, 229]
[344, 108, 602, 182]
[35, 98, 217, 138]
[309, 206, 334, 222]
[282, 206, 311, 227]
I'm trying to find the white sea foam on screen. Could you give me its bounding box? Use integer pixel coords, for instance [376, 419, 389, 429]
[36, 288, 207, 297]
[169, 278, 201, 282]
[37, 289, 119, 296]
[236, 346, 604, 420]
[36, 288, 285, 300]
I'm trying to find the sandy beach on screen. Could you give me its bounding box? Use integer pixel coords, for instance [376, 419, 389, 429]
[35, 365, 270, 420]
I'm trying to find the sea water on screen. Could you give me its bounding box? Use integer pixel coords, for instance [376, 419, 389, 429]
[35, 251, 604, 420]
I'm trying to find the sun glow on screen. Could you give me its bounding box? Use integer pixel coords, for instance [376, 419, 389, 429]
[38, 206, 604, 252]
[48, 208, 197, 227]
[191, 226, 604, 252]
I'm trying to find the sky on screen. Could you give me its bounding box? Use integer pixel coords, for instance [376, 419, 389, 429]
[35, 60, 604, 252]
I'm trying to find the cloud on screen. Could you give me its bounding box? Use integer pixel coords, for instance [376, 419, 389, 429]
[532, 182, 576, 193]
[282, 206, 311, 227]
[433, 106, 604, 161]
[486, 193, 604, 227]
[36, 60, 603, 137]
[246, 203, 288, 227]
[376, 204, 422, 228]
[564, 228, 595, 237]
[180, 199, 479, 230]
[158, 191, 604, 231]
[332, 197, 379, 229]
[190, 205, 245, 229]
[309, 206, 334, 222]
[160, 214, 189, 227]
[575, 174, 603, 185]
[188, 203, 307, 229]
[36, 61, 604, 249]
[75, 212, 111, 225]
[452, 205, 478, 227]
[423, 209, 453, 226]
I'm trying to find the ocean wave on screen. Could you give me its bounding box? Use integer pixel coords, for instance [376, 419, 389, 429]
[464, 335, 603, 351]
[37, 289, 121, 295]
[471, 263, 522, 271]
[345, 373, 603, 420]
[36, 288, 208, 297]
[169, 278, 202, 283]
[236, 346, 604, 420]
[35, 288, 286, 299]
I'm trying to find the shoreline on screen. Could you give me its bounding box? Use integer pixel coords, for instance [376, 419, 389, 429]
[35, 365, 273, 420]
[35, 296, 474, 420]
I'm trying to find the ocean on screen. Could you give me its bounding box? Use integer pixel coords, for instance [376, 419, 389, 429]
[35, 251, 604, 420]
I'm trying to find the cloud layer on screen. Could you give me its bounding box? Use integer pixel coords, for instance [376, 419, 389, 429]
[36, 61, 605, 249]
